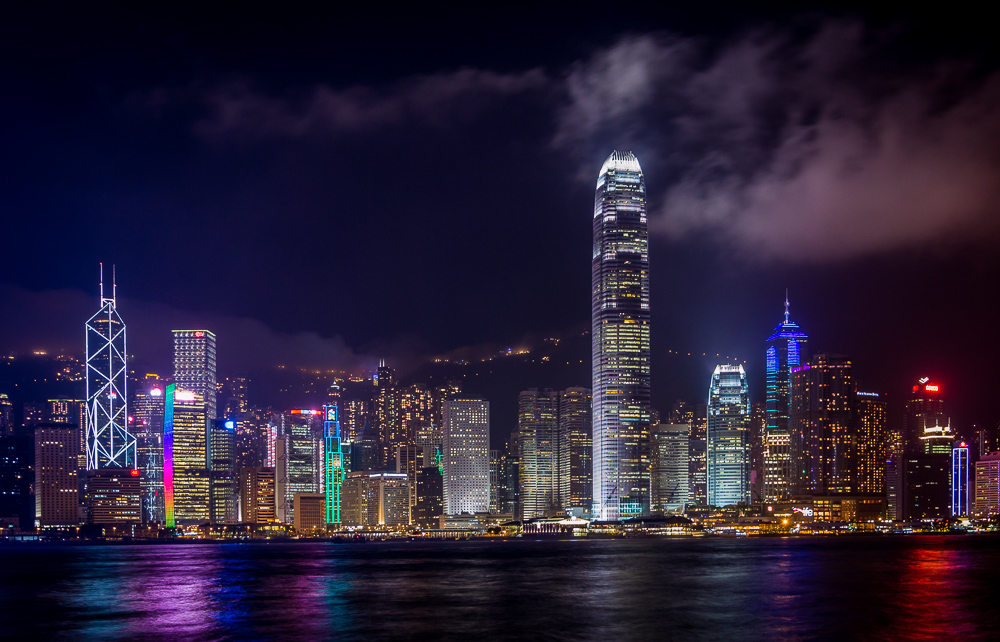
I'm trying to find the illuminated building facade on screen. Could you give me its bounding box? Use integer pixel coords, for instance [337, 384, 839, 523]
[341, 471, 409, 527]
[172, 330, 217, 424]
[764, 295, 808, 502]
[323, 404, 346, 526]
[518, 389, 563, 519]
[651, 423, 689, 512]
[855, 392, 887, 494]
[0, 393, 12, 437]
[34, 424, 79, 527]
[209, 418, 238, 524]
[86, 468, 141, 525]
[592, 150, 651, 521]
[277, 410, 322, 524]
[163, 385, 209, 527]
[952, 442, 970, 518]
[904, 379, 947, 455]
[790, 354, 854, 495]
[133, 379, 165, 523]
[707, 365, 750, 507]
[240, 466, 276, 523]
[293, 493, 325, 532]
[687, 404, 708, 505]
[374, 361, 402, 469]
[905, 422, 954, 520]
[561, 387, 592, 512]
[442, 397, 490, 515]
[974, 452, 1000, 516]
[86, 266, 135, 470]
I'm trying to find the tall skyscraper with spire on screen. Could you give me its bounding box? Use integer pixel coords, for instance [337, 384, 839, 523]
[763, 293, 807, 502]
[592, 150, 651, 521]
[86, 264, 135, 469]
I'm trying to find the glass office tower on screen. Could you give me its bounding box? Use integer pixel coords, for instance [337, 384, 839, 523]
[707, 365, 750, 507]
[763, 294, 807, 502]
[592, 150, 651, 521]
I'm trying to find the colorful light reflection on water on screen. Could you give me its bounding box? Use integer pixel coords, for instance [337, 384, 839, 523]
[1, 536, 997, 641]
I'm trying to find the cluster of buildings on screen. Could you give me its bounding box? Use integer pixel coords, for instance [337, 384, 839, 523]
[2, 152, 999, 539]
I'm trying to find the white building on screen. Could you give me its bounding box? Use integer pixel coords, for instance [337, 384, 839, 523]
[442, 397, 490, 515]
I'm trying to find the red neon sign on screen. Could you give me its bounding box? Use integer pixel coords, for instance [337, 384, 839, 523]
[130, 469, 140, 477]
[194, 331, 204, 338]
[925, 384, 939, 392]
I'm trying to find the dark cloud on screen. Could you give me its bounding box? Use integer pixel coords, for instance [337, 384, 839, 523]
[555, 22, 1000, 261]
[189, 68, 548, 140]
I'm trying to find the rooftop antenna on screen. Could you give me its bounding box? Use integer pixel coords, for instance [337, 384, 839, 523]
[784, 289, 790, 324]
[99, 262, 104, 300]
[112, 264, 117, 305]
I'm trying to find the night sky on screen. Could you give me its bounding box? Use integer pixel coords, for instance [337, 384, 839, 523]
[3, 5, 1000, 433]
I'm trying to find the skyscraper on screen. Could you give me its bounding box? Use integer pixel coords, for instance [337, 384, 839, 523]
[592, 150, 651, 521]
[172, 330, 217, 423]
[442, 397, 490, 515]
[651, 423, 690, 512]
[323, 404, 346, 526]
[855, 391, 887, 494]
[707, 365, 750, 507]
[763, 294, 808, 502]
[952, 441, 970, 518]
[561, 387, 592, 513]
[277, 410, 322, 524]
[209, 418, 238, 524]
[133, 378, 165, 523]
[518, 389, 563, 519]
[790, 354, 855, 495]
[374, 361, 402, 469]
[164, 384, 209, 527]
[85, 265, 135, 470]
[34, 424, 79, 528]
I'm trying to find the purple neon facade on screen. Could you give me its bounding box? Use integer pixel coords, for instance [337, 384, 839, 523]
[163, 383, 176, 528]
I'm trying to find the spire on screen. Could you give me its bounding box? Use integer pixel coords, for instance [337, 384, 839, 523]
[784, 289, 790, 324]
[99, 262, 104, 300]
[112, 264, 117, 305]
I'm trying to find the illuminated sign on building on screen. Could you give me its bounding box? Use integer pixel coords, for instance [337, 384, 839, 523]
[289, 409, 322, 416]
[925, 384, 939, 392]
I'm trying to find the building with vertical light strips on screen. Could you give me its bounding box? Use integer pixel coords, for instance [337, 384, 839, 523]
[171, 330, 217, 424]
[592, 150, 651, 521]
[518, 389, 562, 519]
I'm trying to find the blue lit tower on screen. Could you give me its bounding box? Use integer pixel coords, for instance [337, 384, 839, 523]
[763, 293, 807, 502]
[592, 151, 651, 521]
[85, 264, 136, 469]
[952, 441, 970, 518]
[707, 365, 750, 507]
[324, 404, 346, 526]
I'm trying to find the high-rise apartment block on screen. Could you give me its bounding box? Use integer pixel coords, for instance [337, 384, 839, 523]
[707, 365, 750, 507]
[592, 151, 651, 522]
[442, 397, 490, 515]
[764, 295, 808, 502]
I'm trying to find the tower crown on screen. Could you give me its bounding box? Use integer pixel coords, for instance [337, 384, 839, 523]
[599, 150, 642, 179]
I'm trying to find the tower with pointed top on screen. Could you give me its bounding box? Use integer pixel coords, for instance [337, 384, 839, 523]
[763, 293, 808, 502]
[86, 264, 135, 469]
[592, 150, 651, 521]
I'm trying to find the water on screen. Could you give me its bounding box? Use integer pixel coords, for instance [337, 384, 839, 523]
[1, 536, 997, 641]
